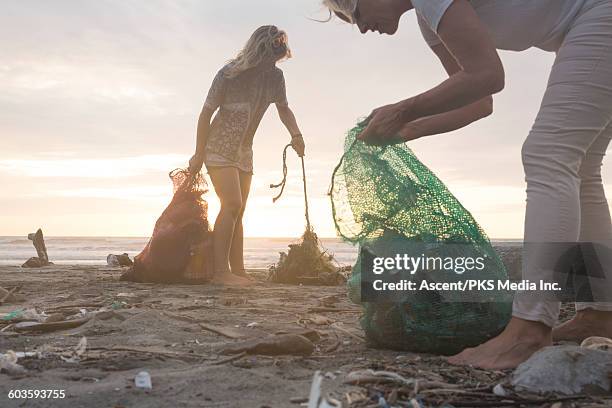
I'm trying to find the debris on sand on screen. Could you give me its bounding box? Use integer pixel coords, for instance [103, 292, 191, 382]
[2, 308, 48, 322]
[199, 322, 247, 339]
[106, 253, 133, 267]
[307, 371, 341, 408]
[299, 315, 334, 326]
[581, 336, 612, 351]
[0, 286, 23, 305]
[60, 337, 88, 363]
[0, 351, 27, 376]
[268, 229, 345, 286]
[340, 361, 592, 407]
[22, 229, 53, 268]
[512, 345, 612, 395]
[135, 371, 152, 390]
[221, 333, 315, 356]
[1, 307, 111, 334]
[13, 317, 91, 334]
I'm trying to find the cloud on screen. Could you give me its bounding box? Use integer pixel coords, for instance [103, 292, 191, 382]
[47, 185, 170, 199]
[0, 154, 186, 178]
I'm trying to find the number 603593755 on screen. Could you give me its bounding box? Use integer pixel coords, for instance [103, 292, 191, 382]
[7, 389, 66, 399]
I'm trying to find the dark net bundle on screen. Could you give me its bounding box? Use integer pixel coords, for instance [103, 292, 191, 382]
[268, 228, 345, 286]
[330, 120, 512, 355]
[121, 169, 213, 284]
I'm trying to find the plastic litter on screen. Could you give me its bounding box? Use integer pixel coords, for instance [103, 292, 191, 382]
[0, 351, 26, 376]
[2, 308, 48, 322]
[580, 336, 612, 351]
[493, 383, 509, 397]
[511, 345, 612, 395]
[135, 371, 152, 390]
[107, 253, 133, 267]
[307, 370, 342, 408]
[377, 396, 390, 408]
[61, 337, 87, 363]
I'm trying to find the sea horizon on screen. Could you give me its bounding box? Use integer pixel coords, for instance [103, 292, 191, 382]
[0, 235, 523, 268]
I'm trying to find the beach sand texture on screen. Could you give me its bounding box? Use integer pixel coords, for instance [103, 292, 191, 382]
[0, 254, 596, 408]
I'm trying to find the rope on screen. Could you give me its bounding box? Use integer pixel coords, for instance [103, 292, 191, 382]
[270, 143, 311, 230]
[301, 156, 311, 231]
[270, 144, 292, 203]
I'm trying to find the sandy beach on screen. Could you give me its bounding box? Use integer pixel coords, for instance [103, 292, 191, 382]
[1, 257, 608, 408]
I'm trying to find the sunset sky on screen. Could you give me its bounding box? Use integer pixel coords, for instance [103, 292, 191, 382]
[1, 0, 610, 239]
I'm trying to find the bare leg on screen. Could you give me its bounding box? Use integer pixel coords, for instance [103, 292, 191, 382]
[229, 171, 252, 277]
[208, 167, 253, 286]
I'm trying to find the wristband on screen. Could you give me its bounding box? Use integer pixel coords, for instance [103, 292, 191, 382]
[291, 134, 303, 139]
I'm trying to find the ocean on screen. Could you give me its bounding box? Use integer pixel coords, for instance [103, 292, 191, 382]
[0, 236, 522, 269]
[0, 236, 358, 269]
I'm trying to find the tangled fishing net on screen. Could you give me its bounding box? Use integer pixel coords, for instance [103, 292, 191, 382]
[121, 169, 213, 284]
[267, 144, 346, 286]
[330, 120, 512, 354]
[268, 228, 344, 285]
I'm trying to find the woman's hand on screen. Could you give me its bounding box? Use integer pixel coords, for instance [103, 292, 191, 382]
[291, 134, 305, 157]
[189, 153, 204, 174]
[363, 122, 422, 146]
[358, 100, 414, 145]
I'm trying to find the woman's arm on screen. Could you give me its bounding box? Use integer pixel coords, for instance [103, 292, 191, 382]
[395, 43, 493, 142]
[361, 0, 504, 142]
[276, 104, 305, 156]
[189, 106, 215, 173]
[195, 107, 214, 155]
[397, 97, 491, 141]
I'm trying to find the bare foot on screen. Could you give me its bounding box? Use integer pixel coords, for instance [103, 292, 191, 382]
[553, 309, 612, 343]
[210, 271, 255, 286]
[447, 317, 552, 370]
[232, 269, 251, 278]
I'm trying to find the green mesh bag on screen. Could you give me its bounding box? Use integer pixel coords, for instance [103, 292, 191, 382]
[330, 120, 512, 355]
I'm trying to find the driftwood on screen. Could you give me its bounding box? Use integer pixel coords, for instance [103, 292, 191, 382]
[87, 345, 212, 361]
[13, 317, 90, 333]
[199, 323, 246, 339]
[22, 229, 53, 268]
[221, 334, 315, 356]
[209, 352, 247, 366]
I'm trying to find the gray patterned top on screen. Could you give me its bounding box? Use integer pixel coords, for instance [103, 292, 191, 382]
[203, 64, 288, 173]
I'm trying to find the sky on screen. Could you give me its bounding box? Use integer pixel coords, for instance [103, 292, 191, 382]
[1, 0, 610, 239]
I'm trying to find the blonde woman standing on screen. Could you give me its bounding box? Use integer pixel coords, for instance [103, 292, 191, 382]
[322, 0, 612, 369]
[190, 26, 306, 286]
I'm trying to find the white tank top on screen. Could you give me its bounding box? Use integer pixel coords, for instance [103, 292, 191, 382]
[413, 0, 588, 52]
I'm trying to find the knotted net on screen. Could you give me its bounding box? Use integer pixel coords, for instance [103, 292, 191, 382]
[122, 169, 213, 284]
[330, 120, 512, 354]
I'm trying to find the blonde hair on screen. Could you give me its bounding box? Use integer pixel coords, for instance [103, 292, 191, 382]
[225, 25, 291, 79]
[321, 0, 358, 23]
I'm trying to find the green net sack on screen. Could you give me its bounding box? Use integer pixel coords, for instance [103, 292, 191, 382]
[330, 120, 512, 355]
